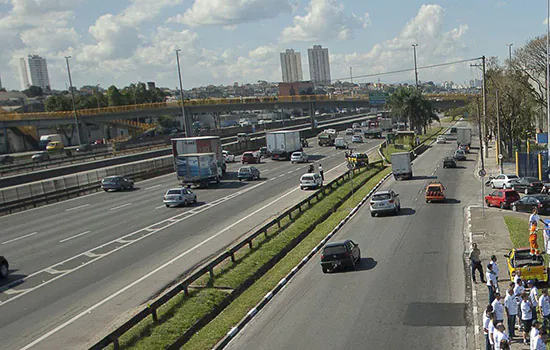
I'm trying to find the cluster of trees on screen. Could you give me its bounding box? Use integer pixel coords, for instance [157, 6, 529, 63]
[44, 82, 167, 112]
[388, 86, 439, 133]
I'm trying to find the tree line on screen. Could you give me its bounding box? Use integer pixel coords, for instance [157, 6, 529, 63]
[44, 82, 167, 112]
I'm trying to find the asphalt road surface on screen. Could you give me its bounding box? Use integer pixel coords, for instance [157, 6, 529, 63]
[0, 132, 383, 349]
[226, 121, 480, 350]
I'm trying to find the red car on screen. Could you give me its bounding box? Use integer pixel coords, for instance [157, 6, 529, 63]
[485, 189, 520, 209]
[242, 152, 261, 164]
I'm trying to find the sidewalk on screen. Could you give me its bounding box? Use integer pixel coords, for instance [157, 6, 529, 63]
[468, 139, 542, 349]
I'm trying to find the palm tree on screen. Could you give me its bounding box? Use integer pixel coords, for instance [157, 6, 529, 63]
[387, 86, 437, 133]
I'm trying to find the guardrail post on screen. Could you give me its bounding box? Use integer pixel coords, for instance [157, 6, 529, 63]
[110, 335, 120, 350]
[183, 285, 189, 297]
[150, 306, 158, 324]
[209, 266, 214, 279]
[230, 251, 236, 263]
[277, 218, 281, 228]
[288, 211, 292, 220]
[248, 240, 253, 250]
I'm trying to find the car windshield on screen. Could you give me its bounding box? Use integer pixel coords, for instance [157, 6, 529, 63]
[508, 175, 519, 179]
[323, 246, 347, 255]
[167, 190, 181, 195]
[293, 153, 302, 157]
[372, 193, 391, 201]
[239, 167, 251, 173]
[427, 186, 441, 192]
[103, 177, 119, 183]
[302, 175, 314, 181]
[526, 177, 541, 183]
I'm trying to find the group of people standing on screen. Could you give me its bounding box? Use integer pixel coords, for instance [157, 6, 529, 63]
[470, 208, 550, 349]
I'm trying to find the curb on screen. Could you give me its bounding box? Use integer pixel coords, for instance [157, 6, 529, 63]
[465, 205, 480, 350]
[213, 171, 393, 350]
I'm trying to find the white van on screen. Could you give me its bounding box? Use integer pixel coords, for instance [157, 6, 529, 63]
[39, 134, 62, 150]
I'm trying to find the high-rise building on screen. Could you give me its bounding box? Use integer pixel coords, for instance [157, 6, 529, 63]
[27, 55, 50, 91]
[308, 45, 331, 85]
[19, 58, 30, 91]
[280, 49, 303, 83]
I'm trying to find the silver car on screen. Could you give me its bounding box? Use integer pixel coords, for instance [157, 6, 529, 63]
[369, 190, 400, 216]
[163, 188, 197, 207]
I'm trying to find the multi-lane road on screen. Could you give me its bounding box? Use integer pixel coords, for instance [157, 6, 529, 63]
[226, 121, 479, 350]
[0, 132, 383, 349]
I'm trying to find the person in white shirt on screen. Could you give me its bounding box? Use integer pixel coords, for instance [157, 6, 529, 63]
[483, 305, 494, 350]
[530, 208, 544, 226]
[487, 263, 498, 304]
[531, 321, 540, 350]
[528, 280, 540, 320]
[494, 323, 509, 350]
[492, 292, 505, 324]
[522, 293, 534, 344]
[539, 289, 550, 322]
[515, 279, 526, 326]
[534, 330, 547, 350]
[491, 255, 500, 285]
[488, 315, 496, 349]
[504, 288, 518, 338]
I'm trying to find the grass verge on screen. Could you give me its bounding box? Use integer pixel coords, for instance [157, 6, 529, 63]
[381, 126, 445, 160]
[182, 166, 391, 350]
[113, 165, 387, 350]
[504, 215, 548, 262]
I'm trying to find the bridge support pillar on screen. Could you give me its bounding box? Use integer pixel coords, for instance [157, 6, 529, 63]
[183, 107, 193, 137]
[2, 127, 8, 153]
[308, 102, 316, 130]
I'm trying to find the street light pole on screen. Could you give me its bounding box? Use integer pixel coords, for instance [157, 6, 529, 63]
[65, 56, 82, 145]
[496, 89, 503, 173]
[412, 44, 419, 89]
[349, 67, 353, 97]
[547, 0, 550, 168]
[482, 55, 488, 159]
[175, 49, 188, 136]
[507, 43, 513, 67]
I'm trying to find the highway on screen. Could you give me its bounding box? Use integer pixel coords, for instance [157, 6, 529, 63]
[226, 121, 479, 350]
[0, 131, 383, 349]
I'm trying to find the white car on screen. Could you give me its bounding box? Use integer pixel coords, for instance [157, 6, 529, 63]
[345, 128, 354, 135]
[490, 174, 520, 189]
[351, 135, 363, 143]
[300, 173, 323, 190]
[163, 188, 197, 207]
[436, 135, 446, 144]
[369, 190, 401, 217]
[291, 152, 309, 163]
[222, 150, 235, 163]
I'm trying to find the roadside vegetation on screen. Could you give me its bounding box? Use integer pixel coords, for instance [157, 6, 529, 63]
[381, 126, 445, 160]
[504, 216, 548, 263]
[111, 164, 389, 350]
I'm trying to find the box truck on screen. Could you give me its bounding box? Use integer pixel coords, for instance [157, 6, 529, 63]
[379, 118, 393, 131]
[456, 127, 472, 146]
[171, 136, 226, 173]
[391, 152, 413, 180]
[266, 130, 301, 160]
[174, 153, 222, 187]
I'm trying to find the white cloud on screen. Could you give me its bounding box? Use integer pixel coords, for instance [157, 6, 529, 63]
[169, 0, 294, 27]
[280, 0, 368, 43]
[329, 4, 468, 82]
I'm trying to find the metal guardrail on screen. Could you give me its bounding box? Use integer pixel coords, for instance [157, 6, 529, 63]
[0, 93, 474, 122]
[89, 160, 384, 350]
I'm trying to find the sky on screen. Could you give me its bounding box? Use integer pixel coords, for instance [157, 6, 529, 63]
[0, 0, 547, 91]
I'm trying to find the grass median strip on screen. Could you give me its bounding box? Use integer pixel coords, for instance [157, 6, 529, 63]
[111, 165, 388, 350]
[381, 126, 444, 160]
[182, 167, 391, 350]
[504, 216, 548, 262]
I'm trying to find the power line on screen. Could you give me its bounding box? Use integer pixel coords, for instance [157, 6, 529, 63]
[333, 56, 484, 82]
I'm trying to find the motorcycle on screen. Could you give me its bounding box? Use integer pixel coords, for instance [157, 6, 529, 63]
[301, 139, 309, 148]
[308, 164, 314, 173]
[484, 175, 495, 187]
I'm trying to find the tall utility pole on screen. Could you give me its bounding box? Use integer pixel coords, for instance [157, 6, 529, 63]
[482, 55, 488, 159]
[175, 49, 188, 136]
[496, 90, 503, 173]
[349, 67, 353, 97]
[547, 0, 550, 167]
[476, 97, 485, 218]
[507, 43, 513, 67]
[412, 44, 419, 88]
[65, 56, 82, 145]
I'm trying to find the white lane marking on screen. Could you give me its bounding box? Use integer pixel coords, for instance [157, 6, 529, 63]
[287, 170, 293, 174]
[65, 204, 90, 212]
[155, 204, 166, 209]
[2, 232, 38, 245]
[278, 174, 285, 178]
[110, 203, 132, 211]
[19, 184, 300, 350]
[145, 184, 161, 190]
[59, 231, 91, 243]
[0, 181, 267, 308]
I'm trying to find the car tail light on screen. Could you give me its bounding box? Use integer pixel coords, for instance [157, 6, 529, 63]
[388, 200, 394, 203]
[164, 196, 167, 200]
[320, 254, 324, 260]
[344, 252, 349, 257]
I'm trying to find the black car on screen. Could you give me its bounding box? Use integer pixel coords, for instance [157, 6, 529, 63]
[101, 176, 134, 191]
[0, 256, 8, 279]
[511, 195, 550, 214]
[443, 156, 456, 168]
[259, 147, 269, 158]
[320, 240, 361, 273]
[510, 177, 544, 195]
[76, 144, 93, 153]
[0, 155, 14, 165]
[238, 166, 260, 181]
[31, 151, 50, 162]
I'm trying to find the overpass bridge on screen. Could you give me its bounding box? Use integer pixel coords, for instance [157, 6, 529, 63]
[0, 93, 471, 129]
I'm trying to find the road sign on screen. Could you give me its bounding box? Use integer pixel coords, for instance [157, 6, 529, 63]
[368, 92, 389, 106]
[347, 162, 355, 170]
[498, 154, 503, 160]
[478, 169, 486, 177]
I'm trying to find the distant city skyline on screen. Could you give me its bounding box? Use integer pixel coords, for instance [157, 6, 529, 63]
[280, 49, 303, 83]
[0, 1, 546, 90]
[19, 55, 50, 91]
[308, 45, 331, 85]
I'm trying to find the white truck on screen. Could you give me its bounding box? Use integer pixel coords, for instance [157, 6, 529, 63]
[379, 118, 393, 131]
[456, 127, 472, 146]
[174, 153, 222, 188]
[266, 130, 302, 160]
[38, 134, 62, 150]
[391, 152, 413, 180]
[171, 136, 226, 186]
